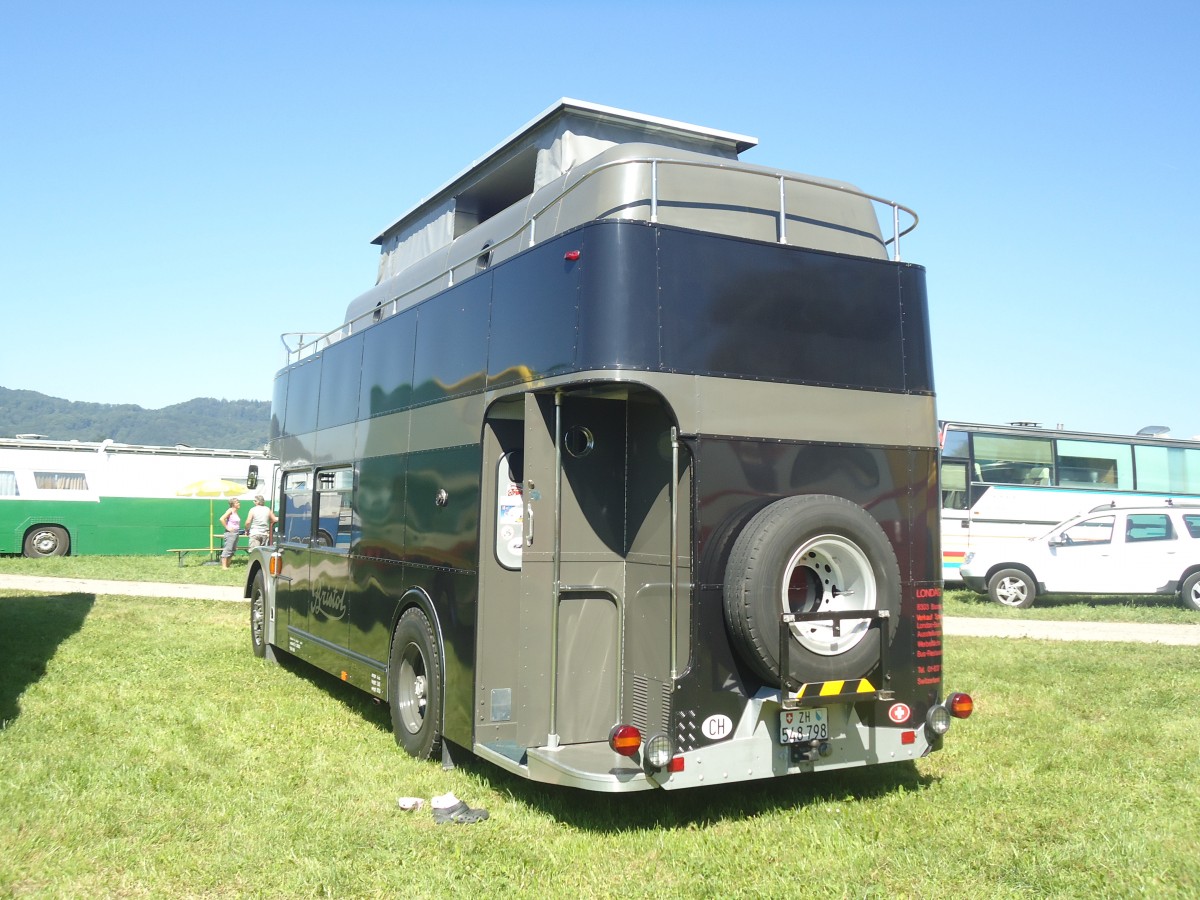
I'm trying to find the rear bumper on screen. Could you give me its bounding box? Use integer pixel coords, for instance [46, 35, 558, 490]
[474, 688, 946, 792]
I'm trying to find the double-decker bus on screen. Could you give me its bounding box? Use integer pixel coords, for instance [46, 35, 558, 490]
[247, 99, 971, 792]
[940, 421, 1200, 581]
[0, 436, 275, 556]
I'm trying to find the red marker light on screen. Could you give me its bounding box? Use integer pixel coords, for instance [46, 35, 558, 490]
[668, 756, 685, 773]
[901, 731, 916, 745]
[564, 250, 581, 261]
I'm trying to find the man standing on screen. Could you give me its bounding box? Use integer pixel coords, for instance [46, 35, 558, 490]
[244, 494, 277, 549]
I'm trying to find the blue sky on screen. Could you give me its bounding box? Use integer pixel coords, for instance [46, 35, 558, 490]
[2, 1, 1198, 439]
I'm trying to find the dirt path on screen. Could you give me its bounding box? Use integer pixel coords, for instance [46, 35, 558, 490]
[2, 575, 1198, 645]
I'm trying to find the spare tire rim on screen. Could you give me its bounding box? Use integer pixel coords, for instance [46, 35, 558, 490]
[782, 534, 876, 657]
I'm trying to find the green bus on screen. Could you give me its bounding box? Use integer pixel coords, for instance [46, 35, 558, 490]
[0, 436, 276, 556]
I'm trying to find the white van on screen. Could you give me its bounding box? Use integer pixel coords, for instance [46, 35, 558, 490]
[959, 502, 1200, 610]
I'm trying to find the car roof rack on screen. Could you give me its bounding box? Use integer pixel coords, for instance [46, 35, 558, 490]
[1086, 498, 1200, 514]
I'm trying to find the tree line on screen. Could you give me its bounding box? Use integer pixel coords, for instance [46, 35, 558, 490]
[0, 387, 270, 451]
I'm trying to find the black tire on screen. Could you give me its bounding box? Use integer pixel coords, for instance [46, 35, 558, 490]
[389, 608, 443, 760]
[988, 568, 1036, 608]
[722, 494, 900, 685]
[250, 569, 271, 660]
[24, 526, 69, 558]
[1181, 572, 1200, 612]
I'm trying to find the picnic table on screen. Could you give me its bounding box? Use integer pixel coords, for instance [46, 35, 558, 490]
[166, 534, 252, 566]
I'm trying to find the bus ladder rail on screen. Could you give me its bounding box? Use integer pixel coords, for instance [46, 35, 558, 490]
[778, 609, 892, 710]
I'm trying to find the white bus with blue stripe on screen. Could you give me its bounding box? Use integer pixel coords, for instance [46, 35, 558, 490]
[940, 422, 1200, 582]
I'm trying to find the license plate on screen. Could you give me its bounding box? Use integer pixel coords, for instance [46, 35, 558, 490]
[779, 707, 829, 744]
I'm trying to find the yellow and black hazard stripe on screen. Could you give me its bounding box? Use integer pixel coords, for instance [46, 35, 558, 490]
[791, 678, 876, 701]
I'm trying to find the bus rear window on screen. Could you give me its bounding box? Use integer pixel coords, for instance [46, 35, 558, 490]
[34, 472, 88, 490]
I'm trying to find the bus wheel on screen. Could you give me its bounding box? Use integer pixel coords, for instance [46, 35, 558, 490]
[24, 526, 69, 557]
[389, 608, 443, 760]
[987, 569, 1035, 608]
[723, 495, 900, 685]
[1180, 572, 1200, 612]
[249, 570, 272, 661]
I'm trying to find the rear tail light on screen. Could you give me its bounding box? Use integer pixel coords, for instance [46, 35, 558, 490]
[926, 691, 975, 736]
[948, 692, 974, 718]
[608, 724, 642, 757]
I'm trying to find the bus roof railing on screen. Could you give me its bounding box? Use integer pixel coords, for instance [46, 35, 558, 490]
[282, 156, 918, 365]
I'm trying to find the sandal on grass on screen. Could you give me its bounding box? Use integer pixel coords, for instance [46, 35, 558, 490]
[432, 800, 489, 825]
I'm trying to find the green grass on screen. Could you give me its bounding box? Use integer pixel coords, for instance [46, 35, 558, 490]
[3, 555, 1197, 625]
[0, 552, 249, 586]
[1, 590, 1198, 897]
[943, 586, 1200, 624]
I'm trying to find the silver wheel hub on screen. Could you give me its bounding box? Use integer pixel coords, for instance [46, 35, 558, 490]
[782, 534, 876, 657]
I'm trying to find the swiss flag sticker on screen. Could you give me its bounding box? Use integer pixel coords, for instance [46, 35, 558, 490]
[888, 703, 911, 724]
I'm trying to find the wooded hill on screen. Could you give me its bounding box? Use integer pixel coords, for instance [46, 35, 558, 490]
[0, 387, 270, 451]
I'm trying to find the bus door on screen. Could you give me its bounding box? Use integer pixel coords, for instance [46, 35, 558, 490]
[277, 467, 354, 656]
[480, 389, 661, 752]
[277, 470, 314, 648]
[305, 467, 354, 652]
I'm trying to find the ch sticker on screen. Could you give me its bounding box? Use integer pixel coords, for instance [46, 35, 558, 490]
[701, 714, 733, 741]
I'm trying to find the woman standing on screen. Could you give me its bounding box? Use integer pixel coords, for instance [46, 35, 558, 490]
[218, 498, 241, 569]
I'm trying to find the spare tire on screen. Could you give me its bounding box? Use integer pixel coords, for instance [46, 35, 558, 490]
[723, 494, 900, 685]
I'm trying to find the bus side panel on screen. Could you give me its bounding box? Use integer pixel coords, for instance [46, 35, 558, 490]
[574, 222, 660, 370]
[487, 231, 583, 389]
[401, 442, 482, 750]
[2, 497, 233, 555]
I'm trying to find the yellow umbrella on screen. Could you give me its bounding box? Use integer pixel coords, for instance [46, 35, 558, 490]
[175, 478, 248, 498]
[176, 479, 249, 554]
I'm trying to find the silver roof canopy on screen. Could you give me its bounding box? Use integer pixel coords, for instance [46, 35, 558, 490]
[370, 98, 758, 248]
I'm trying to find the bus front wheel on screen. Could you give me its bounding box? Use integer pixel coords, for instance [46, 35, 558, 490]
[249, 570, 276, 662]
[388, 608, 444, 760]
[24, 526, 69, 558]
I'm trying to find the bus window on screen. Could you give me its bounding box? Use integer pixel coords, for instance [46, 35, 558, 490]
[941, 460, 968, 510]
[314, 467, 354, 550]
[0, 471, 17, 496]
[1055, 440, 1132, 489]
[1184, 515, 1200, 539]
[972, 434, 1053, 485]
[1135, 445, 1200, 493]
[282, 471, 312, 544]
[941, 427, 969, 459]
[34, 472, 88, 490]
[495, 451, 524, 569]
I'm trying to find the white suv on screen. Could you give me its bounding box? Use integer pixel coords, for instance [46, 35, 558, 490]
[959, 503, 1200, 610]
